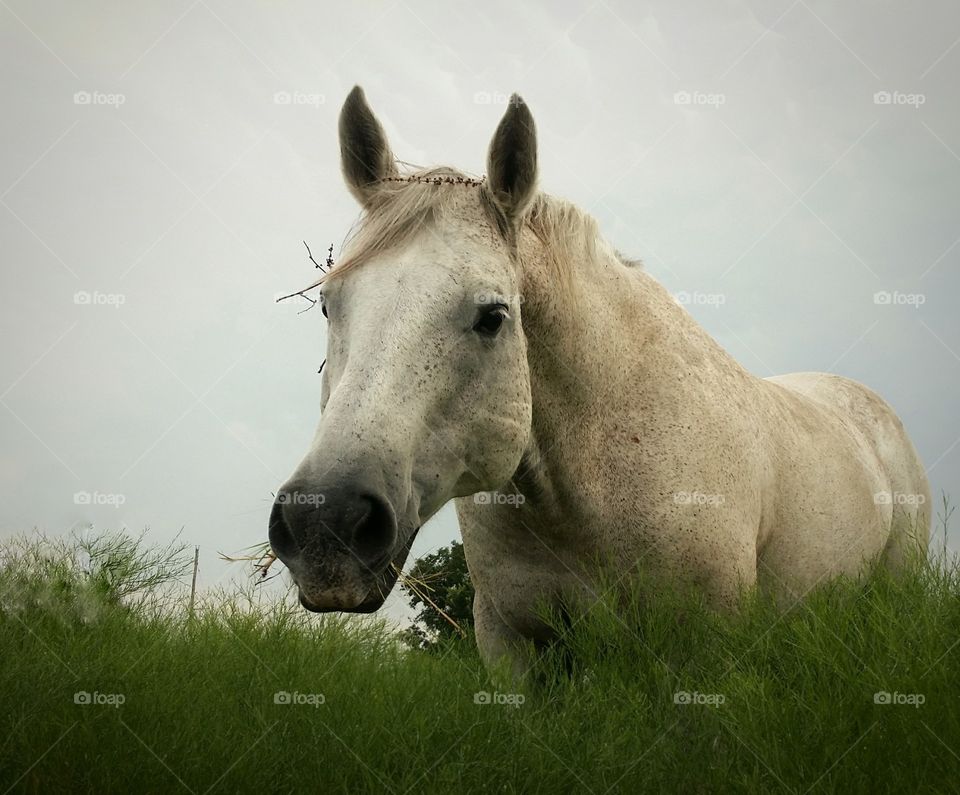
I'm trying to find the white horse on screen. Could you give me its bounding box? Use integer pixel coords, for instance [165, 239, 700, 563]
[270, 87, 930, 677]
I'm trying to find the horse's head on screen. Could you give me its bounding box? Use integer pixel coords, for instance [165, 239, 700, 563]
[270, 86, 538, 612]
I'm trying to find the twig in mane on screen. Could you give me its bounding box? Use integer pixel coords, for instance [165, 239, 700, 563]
[274, 241, 332, 374]
[275, 241, 336, 309]
[303, 241, 335, 271]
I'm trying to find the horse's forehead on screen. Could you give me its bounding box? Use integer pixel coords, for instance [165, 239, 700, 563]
[334, 243, 487, 310]
[333, 189, 510, 298]
[404, 225, 498, 272]
[360, 226, 506, 286]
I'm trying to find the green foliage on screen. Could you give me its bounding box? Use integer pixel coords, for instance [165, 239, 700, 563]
[3, 530, 960, 792]
[398, 540, 474, 650]
[0, 529, 192, 622]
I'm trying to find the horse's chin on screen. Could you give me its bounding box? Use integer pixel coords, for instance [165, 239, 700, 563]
[295, 529, 418, 614]
[298, 588, 386, 614]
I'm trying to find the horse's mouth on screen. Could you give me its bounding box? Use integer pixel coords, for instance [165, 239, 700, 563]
[294, 530, 417, 614]
[296, 566, 397, 614]
[298, 589, 385, 614]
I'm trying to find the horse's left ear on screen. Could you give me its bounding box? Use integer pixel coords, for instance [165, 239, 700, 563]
[486, 94, 538, 222]
[339, 85, 397, 207]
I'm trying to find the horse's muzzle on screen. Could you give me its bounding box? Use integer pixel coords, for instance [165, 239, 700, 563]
[268, 480, 399, 612]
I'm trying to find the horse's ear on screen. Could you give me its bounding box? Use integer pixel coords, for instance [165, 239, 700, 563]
[486, 94, 538, 223]
[339, 86, 396, 207]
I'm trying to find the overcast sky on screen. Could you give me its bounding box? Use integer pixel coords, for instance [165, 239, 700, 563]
[1, 1, 958, 623]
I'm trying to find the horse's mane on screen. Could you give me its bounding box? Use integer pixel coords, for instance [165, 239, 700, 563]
[318, 165, 609, 287]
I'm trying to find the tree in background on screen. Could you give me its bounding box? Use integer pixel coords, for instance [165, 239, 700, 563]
[399, 540, 474, 651]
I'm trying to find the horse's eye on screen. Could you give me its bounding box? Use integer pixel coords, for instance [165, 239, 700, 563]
[319, 294, 328, 318]
[474, 306, 508, 337]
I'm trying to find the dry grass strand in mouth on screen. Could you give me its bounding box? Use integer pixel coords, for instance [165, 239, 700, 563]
[220, 541, 465, 636]
[220, 543, 467, 637]
[219, 541, 280, 583]
[391, 562, 466, 638]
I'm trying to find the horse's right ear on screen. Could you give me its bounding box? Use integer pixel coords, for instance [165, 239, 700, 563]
[339, 86, 396, 207]
[486, 94, 538, 223]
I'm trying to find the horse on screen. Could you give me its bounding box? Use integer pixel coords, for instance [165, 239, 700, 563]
[269, 86, 930, 678]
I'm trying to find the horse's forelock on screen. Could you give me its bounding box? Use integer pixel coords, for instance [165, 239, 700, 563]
[316, 167, 600, 291]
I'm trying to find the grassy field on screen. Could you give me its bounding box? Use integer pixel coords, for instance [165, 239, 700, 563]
[2, 530, 960, 794]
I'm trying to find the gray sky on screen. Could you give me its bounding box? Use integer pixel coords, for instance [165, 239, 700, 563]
[1, 1, 958, 622]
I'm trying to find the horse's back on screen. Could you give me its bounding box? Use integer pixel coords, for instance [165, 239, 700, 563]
[760, 371, 930, 584]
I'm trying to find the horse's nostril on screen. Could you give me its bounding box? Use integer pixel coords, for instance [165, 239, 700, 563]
[352, 493, 397, 564]
[267, 483, 397, 569]
[268, 499, 300, 561]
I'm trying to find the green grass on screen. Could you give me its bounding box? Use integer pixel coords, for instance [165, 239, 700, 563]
[2, 530, 960, 793]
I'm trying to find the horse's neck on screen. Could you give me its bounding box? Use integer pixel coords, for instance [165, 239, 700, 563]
[519, 231, 741, 404]
[514, 229, 753, 513]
